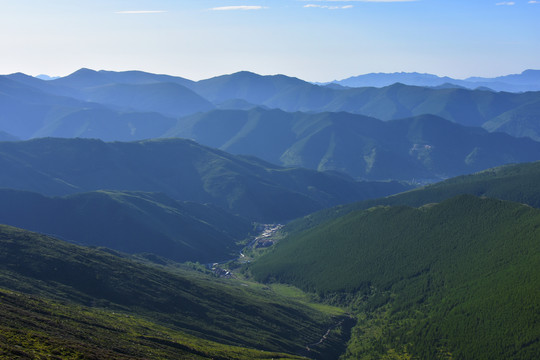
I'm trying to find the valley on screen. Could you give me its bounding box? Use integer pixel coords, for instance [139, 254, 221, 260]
[1, 68, 540, 359]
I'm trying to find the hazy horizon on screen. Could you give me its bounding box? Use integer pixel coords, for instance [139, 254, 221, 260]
[5, 67, 539, 85]
[1, 1, 539, 82]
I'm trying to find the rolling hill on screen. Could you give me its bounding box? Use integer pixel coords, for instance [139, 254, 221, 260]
[1, 69, 210, 140]
[0, 287, 305, 360]
[32, 107, 177, 141]
[0, 137, 408, 222]
[51, 68, 195, 90]
[0, 189, 253, 263]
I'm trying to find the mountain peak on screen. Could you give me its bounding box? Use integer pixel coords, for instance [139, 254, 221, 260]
[69, 67, 99, 76]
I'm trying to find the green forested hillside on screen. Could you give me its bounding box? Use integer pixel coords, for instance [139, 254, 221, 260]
[0, 137, 408, 222]
[0, 189, 253, 263]
[250, 195, 540, 359]
[0, 224, 344, 358]
[286, 160, 540, 235]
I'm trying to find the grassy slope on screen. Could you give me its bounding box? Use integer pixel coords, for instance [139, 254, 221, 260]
[250, 195, 540, 359]
[0, 224, 341, 358]
[0, 288, 304, 360]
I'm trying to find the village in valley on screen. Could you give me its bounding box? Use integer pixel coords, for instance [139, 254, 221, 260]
[210, 224, 284, 278]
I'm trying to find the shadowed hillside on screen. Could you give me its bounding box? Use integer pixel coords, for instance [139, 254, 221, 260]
[0, 137, 409, 222]
[0, 189, 253, 263]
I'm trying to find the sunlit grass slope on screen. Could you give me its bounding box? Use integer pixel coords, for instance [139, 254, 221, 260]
[0, 224, 339, 358]
[0, 288, 305, 360]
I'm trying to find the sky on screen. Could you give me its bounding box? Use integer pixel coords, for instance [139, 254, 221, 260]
[0, 0, 539, 82]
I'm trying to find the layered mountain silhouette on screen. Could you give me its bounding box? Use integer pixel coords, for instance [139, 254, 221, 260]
[329, 69, 540, 92]
[3, 69, 540, 142]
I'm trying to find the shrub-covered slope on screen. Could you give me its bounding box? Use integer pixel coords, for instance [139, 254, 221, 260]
[250, 195, 540, 359]
[0, 288, 304, 360]
[0, 224, 338, 357]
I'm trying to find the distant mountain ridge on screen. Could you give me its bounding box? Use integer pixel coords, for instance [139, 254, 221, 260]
[329, 69, 540, 92]
[3, 68, 540, 142]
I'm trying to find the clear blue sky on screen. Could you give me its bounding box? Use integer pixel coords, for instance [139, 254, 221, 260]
[1, 0, 539, 81]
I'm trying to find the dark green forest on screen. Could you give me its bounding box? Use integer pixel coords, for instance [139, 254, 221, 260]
[250, 195, 540, 359]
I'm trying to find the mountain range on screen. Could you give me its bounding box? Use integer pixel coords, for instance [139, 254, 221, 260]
[2, 68, 540, 142]
[169, 108, 540, 181]
[328, 69, 540, 92]
[3, 68, 540, 183]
